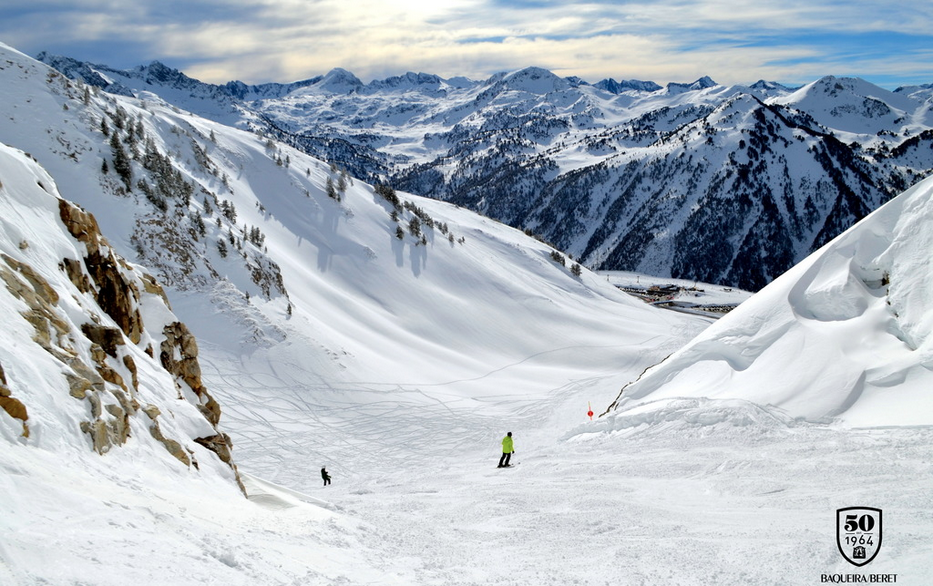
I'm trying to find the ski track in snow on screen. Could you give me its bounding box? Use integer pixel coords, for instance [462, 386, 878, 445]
[200, 343, 933, 585]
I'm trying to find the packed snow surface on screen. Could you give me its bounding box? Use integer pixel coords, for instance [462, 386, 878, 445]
[1, 42, 932, 585]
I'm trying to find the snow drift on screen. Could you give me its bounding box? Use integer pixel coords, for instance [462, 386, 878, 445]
[605, 173, 933, 427]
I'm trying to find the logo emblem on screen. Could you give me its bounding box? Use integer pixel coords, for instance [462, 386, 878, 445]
[836, 507, 882, 567]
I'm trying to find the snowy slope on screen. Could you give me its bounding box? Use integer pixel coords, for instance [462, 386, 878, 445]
[0, 41, 701, 420]
[603, 173, 933, 427]
[772, 75, 932, 137]
[5, 41, 933, 585]
[0, 141, 308, 585]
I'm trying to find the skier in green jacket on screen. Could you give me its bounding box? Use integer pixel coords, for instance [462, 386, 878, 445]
[498, 432, 514, 468]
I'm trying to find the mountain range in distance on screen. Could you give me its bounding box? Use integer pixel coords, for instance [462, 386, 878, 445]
[37, 53, 933, 291]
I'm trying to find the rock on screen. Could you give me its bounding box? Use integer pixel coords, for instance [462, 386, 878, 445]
[61, 257, 91, 293]
[160, 321, 220, 425]
[58, 199, 144, 344]
[122, 355, 139, 394]
[0, 360, 29, 437]
[80, 419, 110, 454]
[143, 405, 191, 466]
[1, 255, 70, 351]
[65, 372, 92, 399]
[80, 323, 124, 357]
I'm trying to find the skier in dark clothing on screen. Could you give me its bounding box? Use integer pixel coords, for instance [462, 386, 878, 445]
[321, 467, 331, 486]
[498, 432, 514, 467]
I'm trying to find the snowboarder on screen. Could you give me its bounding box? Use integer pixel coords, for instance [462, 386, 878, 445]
[321, 467, 331, 486]
[498, 432, 514, 468]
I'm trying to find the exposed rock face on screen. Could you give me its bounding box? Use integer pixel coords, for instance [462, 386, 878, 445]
[1, 189, 243, 493]
[194, 433, 236, 468]
[81, 323, 124, 358]
[59, 199, 144, 344]
[160, 321, 221, 426]
[1, 253, 70, 350]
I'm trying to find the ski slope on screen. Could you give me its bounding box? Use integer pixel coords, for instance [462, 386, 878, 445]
[2, 42, 932, 585]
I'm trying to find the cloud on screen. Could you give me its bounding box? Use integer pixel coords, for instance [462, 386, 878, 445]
[1, 0, 931, 87]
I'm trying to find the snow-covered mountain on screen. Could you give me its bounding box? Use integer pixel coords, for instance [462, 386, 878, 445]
[5, 41, 933, 585]
[5, 43, 690, 391]
[0, 41, 702, 583]
[37, 53, 933, 290]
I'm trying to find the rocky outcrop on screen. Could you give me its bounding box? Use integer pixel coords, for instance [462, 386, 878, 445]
[1, 253, 71, 351]
[157, 320, 245, 491]
[1, 247, 137, 454]
[160, 321, 221, 426]
[0, 361, 29, 438]
[142, 405, 191, 467]
[194, 433, 236, 468]
[59, 199, 144, 343]
[1, 192, 242, 492]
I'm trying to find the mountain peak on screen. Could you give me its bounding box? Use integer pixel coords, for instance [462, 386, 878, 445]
[317, 67, 364, 93]
[666, 76, 719, 93]
[773, 74, 918, 133]
[595, 78, 663, 94]
[499, 66, 570, 94]
[140, 60, 194, 86]
[748, 79, 795, 92]
[366, 71, 446, 93]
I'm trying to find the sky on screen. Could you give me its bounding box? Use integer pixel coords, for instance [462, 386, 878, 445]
[1, 0, 932, 89]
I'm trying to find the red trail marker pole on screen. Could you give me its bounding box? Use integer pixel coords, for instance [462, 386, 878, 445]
[587, 401, 594, 420]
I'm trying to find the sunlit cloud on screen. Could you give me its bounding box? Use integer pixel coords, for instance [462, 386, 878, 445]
[1, 0, 931, 88]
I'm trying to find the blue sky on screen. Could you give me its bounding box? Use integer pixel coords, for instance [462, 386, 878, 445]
[1, 0, 931, 89]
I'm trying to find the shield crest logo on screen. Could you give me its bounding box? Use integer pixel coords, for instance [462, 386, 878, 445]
[836, 507, 882, 567]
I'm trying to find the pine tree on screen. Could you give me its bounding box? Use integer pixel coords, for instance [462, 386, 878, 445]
[109, 132, 132, 190]
[191, 213, 206, 238]
[326, 177, 339, 201]
[375, 183, 401, 209]
[408, 216, 421, 238]
[220, 200, 237, 223]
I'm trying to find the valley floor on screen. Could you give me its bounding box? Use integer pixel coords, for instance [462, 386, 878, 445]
[342, 428, 933, 585]
[204, 346, 933, 586]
